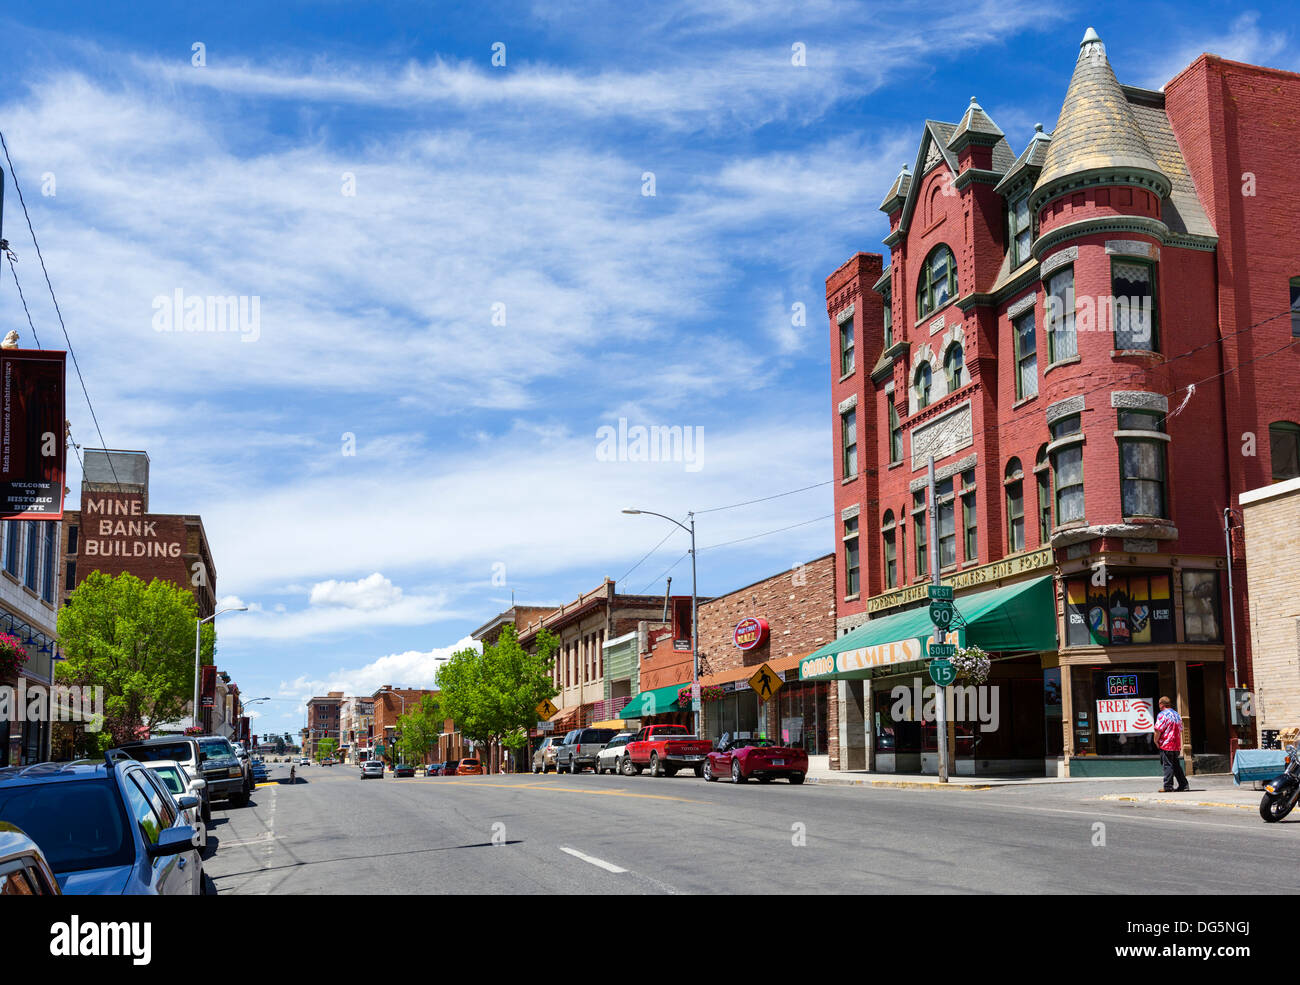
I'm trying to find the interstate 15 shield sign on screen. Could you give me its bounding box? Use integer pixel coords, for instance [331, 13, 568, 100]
[0, 349, 67, 520]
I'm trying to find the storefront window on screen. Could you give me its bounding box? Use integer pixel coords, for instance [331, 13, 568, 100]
[780, 682, 828, 755]
[1072, 666, 1160, 757]
[1182, 570, 1222, 643]
[708, 691, 760, 742]
[1064, 572, 1174, 647]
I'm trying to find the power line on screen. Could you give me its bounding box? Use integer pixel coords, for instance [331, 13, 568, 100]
[616, 525, 678, 587]
[4, 253, 43, 349]
[696, 479, 833, 514]
[637, 550, 690, 595]
[0, 129, 123, 494]
[701, 513, 834, 552]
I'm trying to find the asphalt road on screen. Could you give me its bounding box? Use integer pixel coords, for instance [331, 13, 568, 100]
[202, 763, 1300, 894]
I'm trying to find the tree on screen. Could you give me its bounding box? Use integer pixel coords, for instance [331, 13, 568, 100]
[274, 736, 286, 756]
[56, 571, 215, 749]
[436, 625, 559, 768]
[397, 693, 443, 764]
[316, 737, 338, 762]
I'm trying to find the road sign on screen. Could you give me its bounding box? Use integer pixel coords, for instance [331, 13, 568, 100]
[929, 600, 953, 628]
[928, 642, 956, 659]
[748, 662, 784, 702]
[929, 658, 956, 687]
[927, 584, 954, 601]
[536, 698, 559, 721]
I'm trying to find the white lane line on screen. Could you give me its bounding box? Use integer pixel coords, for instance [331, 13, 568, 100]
[560, 846, 627, 873]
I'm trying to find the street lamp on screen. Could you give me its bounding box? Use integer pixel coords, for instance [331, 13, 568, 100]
[622, 508, 699, 738]
[192, 607, 248, 732]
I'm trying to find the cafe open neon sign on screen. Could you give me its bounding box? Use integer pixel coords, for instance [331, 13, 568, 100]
[733, 617, 769, 650]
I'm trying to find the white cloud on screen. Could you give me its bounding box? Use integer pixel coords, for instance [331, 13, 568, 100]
[1140, 11, 1292, 89]
[276, 635, 480, 701]
[309, 573, 403, 610]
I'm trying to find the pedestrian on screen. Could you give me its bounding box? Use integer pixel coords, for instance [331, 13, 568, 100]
[1153, 696, 1189, 792]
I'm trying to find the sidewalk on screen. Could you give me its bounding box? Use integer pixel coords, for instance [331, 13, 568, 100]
[805, 766, 1240, 795]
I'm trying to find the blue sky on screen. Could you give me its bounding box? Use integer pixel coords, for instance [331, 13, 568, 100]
[0, 0, 1292, 737]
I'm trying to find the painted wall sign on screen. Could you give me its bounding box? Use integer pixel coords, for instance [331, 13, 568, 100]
[733, 617, 769, 650]
[1095, 697, 1154, 735]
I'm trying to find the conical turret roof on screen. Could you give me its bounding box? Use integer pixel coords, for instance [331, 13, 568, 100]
[1032, 28, 1169, 205]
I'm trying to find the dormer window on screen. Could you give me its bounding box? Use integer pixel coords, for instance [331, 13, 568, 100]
[917, 245, 957, 318]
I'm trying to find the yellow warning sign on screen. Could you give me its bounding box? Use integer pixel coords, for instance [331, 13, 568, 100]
[748, 663, 783, 702]
[536, 698, 559, 721]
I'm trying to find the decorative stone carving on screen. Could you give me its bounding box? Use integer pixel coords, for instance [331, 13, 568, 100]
[1041, 246, 1077, 277]
[836, 303, 856, 325]
[909, 452, 977, 492]
[841, 503, 861, 521]
[1007, 291, 1037, 319]
[1046, 394, 1085, 425]
[910, 402, 973, 471]
[838, 393, 858, 415]
[1110, 391, 1169, 412]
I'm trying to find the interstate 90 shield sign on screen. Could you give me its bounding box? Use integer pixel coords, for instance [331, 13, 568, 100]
[0, 349, 67, 520]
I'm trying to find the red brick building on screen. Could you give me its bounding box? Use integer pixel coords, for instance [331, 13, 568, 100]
[807, 29, 1300, 777]
[304, 692, 343, 760]
[60, 449, 216, 619]
[371, 685, 438, 764]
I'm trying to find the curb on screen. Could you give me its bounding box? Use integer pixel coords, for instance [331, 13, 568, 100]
[807, 776, 993, 791]
[1101, 793, 1254, 810]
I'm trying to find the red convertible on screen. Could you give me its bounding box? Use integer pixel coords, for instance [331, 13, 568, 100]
[704, 733, 807, 784]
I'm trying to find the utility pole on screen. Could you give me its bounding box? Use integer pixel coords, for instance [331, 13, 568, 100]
[928, 454, 949, 783]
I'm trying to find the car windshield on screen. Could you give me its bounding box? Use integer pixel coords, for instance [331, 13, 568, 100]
[148, 766, 186, 794]
[0, 779, 133, 874]
[199, 740, 236, 761]
[580, 730, 617, 743]
[128, 742, 194, 764]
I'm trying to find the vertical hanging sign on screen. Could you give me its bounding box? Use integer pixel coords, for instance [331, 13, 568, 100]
[0, 349, 66, 519]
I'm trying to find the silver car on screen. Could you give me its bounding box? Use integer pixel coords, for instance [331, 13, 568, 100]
[142, 760, 207, 828]
[360, 760, 384, 779]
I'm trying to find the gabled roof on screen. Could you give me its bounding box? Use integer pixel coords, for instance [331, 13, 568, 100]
[947, 97, 1005, 149]
[994, 124, 1052, 197]
[1032, 27, 1170, 206]
[878, 166, 912, 213]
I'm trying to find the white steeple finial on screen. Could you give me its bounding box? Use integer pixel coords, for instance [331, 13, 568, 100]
[1080, 26, 1105, 62]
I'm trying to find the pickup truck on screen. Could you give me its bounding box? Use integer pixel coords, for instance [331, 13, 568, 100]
[623, 724, 712, 778]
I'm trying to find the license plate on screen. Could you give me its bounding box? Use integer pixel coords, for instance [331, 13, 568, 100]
[772, 759, 785, 766]
[680, 755, 702, 761]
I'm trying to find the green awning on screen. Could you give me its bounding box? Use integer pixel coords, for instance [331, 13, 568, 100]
[800, 575, 1057, 681]
[621, 682, 683, 718]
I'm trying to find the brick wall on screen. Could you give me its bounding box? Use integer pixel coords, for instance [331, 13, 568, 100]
[1241, 480, 1300, 736]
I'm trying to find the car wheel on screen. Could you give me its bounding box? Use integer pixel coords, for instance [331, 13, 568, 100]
[693, 764, 704, 778]
[789, 773, 805, 785]
[230, 791, 249, 807]
[703, 759, 716, 782]
[533, 764, 541, 774]
[650, 753, 662, 777]
[732, 760, 746, 784]
[620, 757, 633, 776]
[201, 801, 212, 824]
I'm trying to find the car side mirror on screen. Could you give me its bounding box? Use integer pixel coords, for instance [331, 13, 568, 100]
[175, 793, 200, 811]
[149, 826, 197, 858]
[190, 778, 207, 790]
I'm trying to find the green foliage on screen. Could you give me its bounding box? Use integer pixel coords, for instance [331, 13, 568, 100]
[316, 737, 338, 761]
[396, 693, 442, 764]
[55, 572, 214, 746]
[435, 624, 559, 755]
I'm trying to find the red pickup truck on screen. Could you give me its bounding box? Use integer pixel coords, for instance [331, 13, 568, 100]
[624, 724, 712, 778]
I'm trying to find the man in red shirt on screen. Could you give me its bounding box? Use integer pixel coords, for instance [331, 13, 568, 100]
[1153, 696, 1189, 792]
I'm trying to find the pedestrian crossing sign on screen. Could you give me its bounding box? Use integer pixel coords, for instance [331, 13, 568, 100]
[536, 698, 559, 721]
[748, 663, 783, 702]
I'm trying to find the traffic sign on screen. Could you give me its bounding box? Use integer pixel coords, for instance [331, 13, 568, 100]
[748, 663, 784, 702]
[927, 585, 954, 601]
[928, 642, 956, 659]
[929, 658, 957, 687]
[929, 600, 953, 628]
[536, 698, 559, 721]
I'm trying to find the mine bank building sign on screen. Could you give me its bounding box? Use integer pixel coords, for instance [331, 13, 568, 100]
[81, 494, 183, 558]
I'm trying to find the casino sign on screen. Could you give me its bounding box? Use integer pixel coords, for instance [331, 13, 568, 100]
[733, 617, 769, 651]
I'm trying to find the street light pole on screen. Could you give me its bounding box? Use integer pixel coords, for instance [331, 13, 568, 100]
[623, 508, 700, 738]
[192, 606, 248, 732]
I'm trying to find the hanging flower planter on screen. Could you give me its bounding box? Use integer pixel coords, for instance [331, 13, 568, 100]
[678, 684, 726, 705]
[951, 644, 990, 685]
[0, 633, 28, 681]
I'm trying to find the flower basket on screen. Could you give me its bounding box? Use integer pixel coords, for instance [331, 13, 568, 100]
[678, 685, 726, 705]
[184, 725, 203, 736]
[951, 644, 990, 685]
[0, 633, 28, 680]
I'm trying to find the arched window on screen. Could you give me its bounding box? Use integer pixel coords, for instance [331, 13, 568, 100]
[1270, 421, 1300, 481]
[917, 245, 957, 318]
[944, 343, 964, 391]
[881, 510, 897, 589]
[1005, 458, 1025, 553]
[915, 363, 932, 409]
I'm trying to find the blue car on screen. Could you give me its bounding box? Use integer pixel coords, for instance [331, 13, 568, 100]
[0, 751, 204, 895]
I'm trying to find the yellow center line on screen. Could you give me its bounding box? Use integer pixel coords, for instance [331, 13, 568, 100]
[438, 780, 713, 805]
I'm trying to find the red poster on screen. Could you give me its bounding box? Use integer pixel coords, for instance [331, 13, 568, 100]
[0, 349, 67, 520]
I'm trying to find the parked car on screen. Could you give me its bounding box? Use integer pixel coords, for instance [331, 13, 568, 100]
[0, 822, 61, 894]
[299, 758, 310, 766]
[360, 760, 384, 779]
[457, 759, 484, 776]
[531, 737, 565, 774]
[438, 760, 461, 776]
[556, 728, 619, 774]
[394, 763, 415, 778]
[141, 760, 207, 827]
[194, 737, 252, 808]
[595, 732, 635, 774]
[0, 753, 203, 894]
[116, 736, 217, 822]
[425, 762, 444, 776]
[251, 760, 270, 783]
[624, 724, 712, 777]
[704, 733, 808, 784]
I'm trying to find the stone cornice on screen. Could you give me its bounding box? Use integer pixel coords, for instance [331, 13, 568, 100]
[1029, 165, 1172, 216]
[1031, 214, 1169, 262]
[953, 168, 1003, 191]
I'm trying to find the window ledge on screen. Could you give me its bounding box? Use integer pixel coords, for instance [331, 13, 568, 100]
[839, 369, 855, 383]
[1121, 516, 1174, 525]
[888, 460, 905, 471]
[1114, 429, 1170, 442]
[2, 570, 18, 586]
[843, 594, 861, 603]
[1043, 355, 1082, 376]
[1012, 393, 1039, 410]
[1111, 349, 1163, 360]
[841, 475, 859, 485]
[914, 297, 958, 329]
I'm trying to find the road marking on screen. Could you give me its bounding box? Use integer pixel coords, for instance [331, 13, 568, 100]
[560, 846, 627, 873]
[439, 780, 712, 805]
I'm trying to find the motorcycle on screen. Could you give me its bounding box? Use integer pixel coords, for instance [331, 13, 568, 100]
[1260, 744, 1300, 822]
